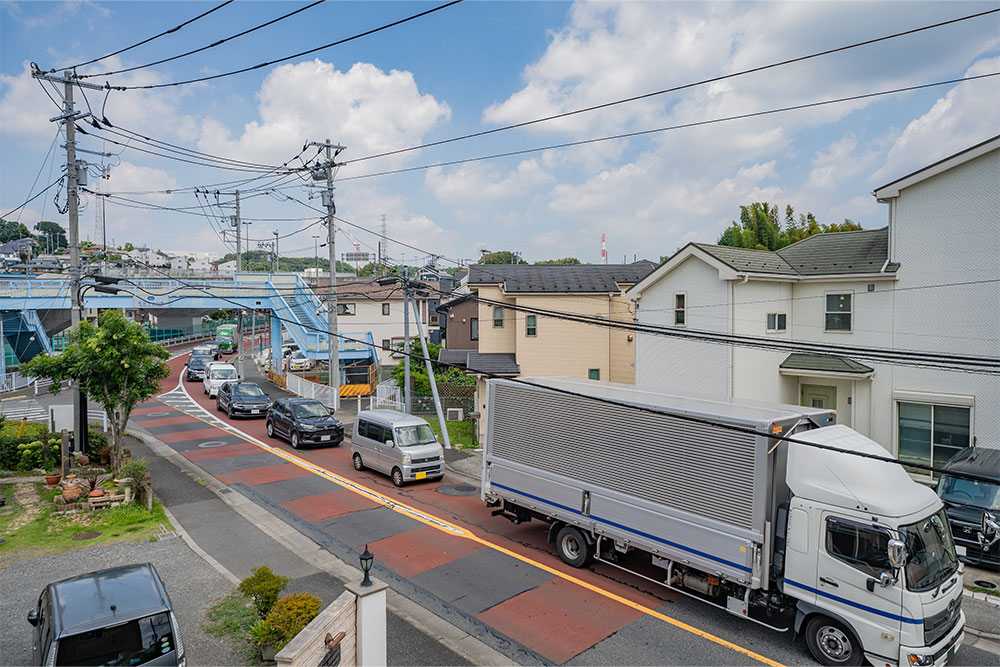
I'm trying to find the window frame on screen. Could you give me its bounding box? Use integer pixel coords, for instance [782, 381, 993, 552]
[382, 303, 391, 316]
[525, 314, 537, 337]
[470, 317, 479, 341]
[824, 291, 853, 333]
[588, 368, 600, 381]
[894, 393, 974, 476]
[673, 292, 687, 327]
[766, 312, 787, 333]
[824, 516, 893, 576]
[337, 302, 357, 316]
[381, 339, 391, 352]
[492, 305, 504, 328]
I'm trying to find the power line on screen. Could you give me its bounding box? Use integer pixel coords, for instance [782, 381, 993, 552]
[336, 73, 1000, 183]
[49, 1, 235, 72]
[80, 1, 328, 79]
[341, 7, 1000, 166]
[1, 177, 65, 220]
[111, 0, 466, 90]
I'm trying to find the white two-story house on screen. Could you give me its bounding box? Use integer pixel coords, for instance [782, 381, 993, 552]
[628, 136, 999, 474]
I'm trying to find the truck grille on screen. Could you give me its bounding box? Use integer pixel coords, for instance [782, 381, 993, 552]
[924, 596, 961, 646]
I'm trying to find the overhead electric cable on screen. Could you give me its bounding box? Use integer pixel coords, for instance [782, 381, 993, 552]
[112, 0, 465, 90]
[337, 73, 1000, 182]
[49, 0, 235, 72]
[81, 0, 327, 79]
[1, 178, 64, 219]
[343, 7, 1000, 166]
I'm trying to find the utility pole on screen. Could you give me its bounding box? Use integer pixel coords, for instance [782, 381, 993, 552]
[403, 265, 411, 413]
[306, 139, 346, 408]
[409, 291, 450, 448]
[312, 234, 320, 282]
[214, 190, 244, 378]
[273, 230, 279, 272]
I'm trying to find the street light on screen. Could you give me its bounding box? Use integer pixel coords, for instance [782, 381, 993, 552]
[359, 545, 374, 587]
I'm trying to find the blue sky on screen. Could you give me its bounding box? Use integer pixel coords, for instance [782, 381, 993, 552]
[1, 1, 997, 267]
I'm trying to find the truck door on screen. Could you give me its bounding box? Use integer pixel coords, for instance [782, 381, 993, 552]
[816, 514, 902, 662]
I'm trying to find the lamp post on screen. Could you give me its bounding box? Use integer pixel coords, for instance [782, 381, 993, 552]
[359, 545, 374, 587]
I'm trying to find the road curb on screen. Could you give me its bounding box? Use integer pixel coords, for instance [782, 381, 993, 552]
[128, 423, 516, 667]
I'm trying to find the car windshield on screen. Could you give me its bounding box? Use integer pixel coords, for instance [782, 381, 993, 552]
[293, 403, 329, 418]
[901, 509, 959, 592]
[211, 368, 238, 380]
[188, 356, 210, 367]
[395, 424, 436, 447]
[56, 611, 174, 666]
[235, 385, 265, 398]
[937, 474, 1000, 511]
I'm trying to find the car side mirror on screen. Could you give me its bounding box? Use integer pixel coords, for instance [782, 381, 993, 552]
[385, 440, 394, 448]
[27, 608, 39, 626]
[887, 538, 907, 570]
[866, 570, 896, 592]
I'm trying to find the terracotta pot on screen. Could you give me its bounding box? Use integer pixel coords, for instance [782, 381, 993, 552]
[61, 484, 84, 503]
[77, 455, 89, 466]
[44, 474, 62, 488]
[87, 488, 105, 498]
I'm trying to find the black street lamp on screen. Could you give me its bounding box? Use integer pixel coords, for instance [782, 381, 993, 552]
[359, 545, 374, 587]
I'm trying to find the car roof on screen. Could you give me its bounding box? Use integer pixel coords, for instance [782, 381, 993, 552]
[189, 354, 212, 360]
[357, 409, 429, 428]
[284, 397, 324, 405]
[49, 563, 170, 637]
[942, 448, 1000, 480]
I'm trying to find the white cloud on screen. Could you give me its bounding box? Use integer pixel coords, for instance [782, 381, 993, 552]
[426, 159, 550, 205]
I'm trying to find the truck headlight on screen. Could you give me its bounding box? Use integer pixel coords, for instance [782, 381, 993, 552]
[907, 654, 934, 666]
[401, 453, 412, 465]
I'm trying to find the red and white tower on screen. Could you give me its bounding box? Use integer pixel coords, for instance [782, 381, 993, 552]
[601, 233, 607, 264]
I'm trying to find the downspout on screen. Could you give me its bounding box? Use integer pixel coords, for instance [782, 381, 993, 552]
[880, 258, 890, 273]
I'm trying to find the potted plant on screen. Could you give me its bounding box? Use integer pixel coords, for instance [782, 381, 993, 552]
[83, 473, 111, 498]
[96, 445, 112, 465]
[248, 619, 283, 661]
[44, 472, 62, 488]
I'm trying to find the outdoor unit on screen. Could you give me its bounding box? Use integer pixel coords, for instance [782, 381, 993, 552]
[445, 408, 464, 422]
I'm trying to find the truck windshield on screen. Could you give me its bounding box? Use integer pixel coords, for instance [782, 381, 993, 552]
[901, 509, 959, 592]
[395, 424, 435, 447]
[211, 368, 238, 380]
[937, 474, 1000, 511]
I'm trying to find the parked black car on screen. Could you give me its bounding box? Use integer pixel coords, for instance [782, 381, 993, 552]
[185, 354, 214, 382]
[937, 447, 1000, 569]
[28, 563, 184, 666]
[216, 381, 270, 418]
[204, 341, 222, 359]
[266, 398, 343, 449]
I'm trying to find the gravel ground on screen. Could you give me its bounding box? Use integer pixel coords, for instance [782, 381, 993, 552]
[0, 534, 242, 666]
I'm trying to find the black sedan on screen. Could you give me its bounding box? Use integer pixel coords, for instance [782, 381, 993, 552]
[185, 354, 214, 382]
[266, 398, 343, 449]
[216, 381, 271, 418]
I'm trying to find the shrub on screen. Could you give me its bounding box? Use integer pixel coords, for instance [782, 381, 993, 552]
[0, 421, 51, 470]
[265, 592, 322, 650]
[118, 458, 149, 494]
[14, 439, 60, 472]
[238, 566, 291, 618]
[248, 619, 284, 648]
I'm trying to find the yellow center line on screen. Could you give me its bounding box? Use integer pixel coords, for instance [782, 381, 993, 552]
[154, 379, 785, 667]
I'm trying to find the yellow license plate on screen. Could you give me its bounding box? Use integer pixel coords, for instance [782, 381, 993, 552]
[415, 472, 426, 480]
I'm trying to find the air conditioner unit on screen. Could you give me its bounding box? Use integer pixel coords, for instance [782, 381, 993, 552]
[445, 408, 464, 422]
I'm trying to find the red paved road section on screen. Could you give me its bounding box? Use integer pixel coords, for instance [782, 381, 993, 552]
[137, 349, 678, 664]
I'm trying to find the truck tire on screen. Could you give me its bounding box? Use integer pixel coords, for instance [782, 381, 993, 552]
[805, 615, 863, 666]
[556, 526, 592, 568]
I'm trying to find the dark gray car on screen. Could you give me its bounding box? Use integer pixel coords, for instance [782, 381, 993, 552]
[185, 354, 213, 382]
[937, 447, 1000, 569]
[266, 398, 343, 449]
[216, 381, 270, 418]
[28, 563, 184, 666]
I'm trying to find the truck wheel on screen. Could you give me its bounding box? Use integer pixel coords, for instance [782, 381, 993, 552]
[556, 526, 591, 568]
[805, 616, 863, 666]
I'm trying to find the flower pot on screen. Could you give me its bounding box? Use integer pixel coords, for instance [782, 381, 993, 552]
[87, 488, 105, 498]
[44, 474, 62, 488]
[77, 455, 89, 466]
[260, 643, 276, 662]
[61, 484, 83, 503]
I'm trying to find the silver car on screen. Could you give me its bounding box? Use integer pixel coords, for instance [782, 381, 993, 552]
[351, 410, 444, 487]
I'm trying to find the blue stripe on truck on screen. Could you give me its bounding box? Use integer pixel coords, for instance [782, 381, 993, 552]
[491, 481, 752, 573]
[784, 578, 922, 624]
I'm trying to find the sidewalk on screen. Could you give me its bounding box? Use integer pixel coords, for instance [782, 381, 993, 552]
[125, 430, 512, 666]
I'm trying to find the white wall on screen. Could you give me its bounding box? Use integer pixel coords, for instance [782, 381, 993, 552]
[336, 297, 439, 366]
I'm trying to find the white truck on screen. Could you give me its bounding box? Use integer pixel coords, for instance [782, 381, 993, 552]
[482, 377, 974, 667]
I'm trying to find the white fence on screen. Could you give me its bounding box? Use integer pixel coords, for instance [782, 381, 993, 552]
[372, 381, 403, 412]
[285, 373, 339, 409]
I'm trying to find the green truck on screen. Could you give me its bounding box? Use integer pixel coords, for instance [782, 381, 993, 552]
[215, 324, 238, 353]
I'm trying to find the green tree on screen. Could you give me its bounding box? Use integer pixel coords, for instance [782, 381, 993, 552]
[120, 242, 135, 252]
[33, 221, 68, 251]
[20, 310, 170, 470]
[478, 251, 526, 265]
[534, 257, 581, 265]
[718, 203, 863, 250]
[0, 219, 32, 244]
[390, 339, 474, 393]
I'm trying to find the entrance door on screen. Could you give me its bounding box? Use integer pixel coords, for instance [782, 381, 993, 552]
[801, 384, 836, 410]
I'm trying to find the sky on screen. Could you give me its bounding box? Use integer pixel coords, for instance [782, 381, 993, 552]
[1, 1, 998, 269]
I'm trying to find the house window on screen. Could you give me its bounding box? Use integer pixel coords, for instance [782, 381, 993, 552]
[825, 518, 891, 576]
[470, 317, 479, 340]
[898, 402, 971, 470]
[493, 306, 504, 327]
[674, 293, 686, 326]
[337, 303, 356, 316]
[825, 293, 852, 331]
[526, 315, 537, 336]
[381, 339, 391, 351]
[382, 303, 390, 316]
[766, 313, 787, 332]
[429, 314, 439, 326]
[588, 369, 600, 381]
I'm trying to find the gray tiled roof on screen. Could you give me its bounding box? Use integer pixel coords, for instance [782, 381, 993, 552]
[465, 352, 520, 375]
[780, 353, 874, 375]
[694, 228, 897, 277]
[438, 349, 471, 367]
[467, 262, 655, 293]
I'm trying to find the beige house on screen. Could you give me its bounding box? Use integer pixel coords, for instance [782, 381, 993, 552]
[466, 263, 654, 440]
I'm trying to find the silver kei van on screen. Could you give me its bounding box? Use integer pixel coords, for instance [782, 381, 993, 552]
[351, 410, 445, 487]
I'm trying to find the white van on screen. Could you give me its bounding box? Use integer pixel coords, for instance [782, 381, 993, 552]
[351, 410, 444, 487]
[203, 362, 238, 397]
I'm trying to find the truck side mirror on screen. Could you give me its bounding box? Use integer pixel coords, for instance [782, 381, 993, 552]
[979, 511, 999, 552]
[887, 538, 907, 570]
[866, 570, 896, 592]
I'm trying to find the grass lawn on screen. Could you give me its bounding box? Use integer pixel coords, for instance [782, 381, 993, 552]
[205, 591, 258, 663]
[423, 417, 478, 449]
[0, 482, 173, 556]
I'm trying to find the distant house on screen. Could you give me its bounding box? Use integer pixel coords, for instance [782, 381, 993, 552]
[467, 262, 654, 440]
[436, 292, 478, 369]
[628, 136, 999, 475]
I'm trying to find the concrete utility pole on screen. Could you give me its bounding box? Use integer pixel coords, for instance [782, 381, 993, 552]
[403, 266, 411, 414]
[409, 294, 450, 448]
[273, 230, 279, 272]
[306, 139, 346, 408]
[216, 190, 244, 378]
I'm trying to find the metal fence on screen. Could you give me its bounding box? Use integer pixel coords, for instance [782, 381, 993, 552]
[373, 381, 403, 411]
[285, 372, 339, 409]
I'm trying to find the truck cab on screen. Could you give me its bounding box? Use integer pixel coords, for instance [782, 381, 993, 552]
[781, 426, 964, 666]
